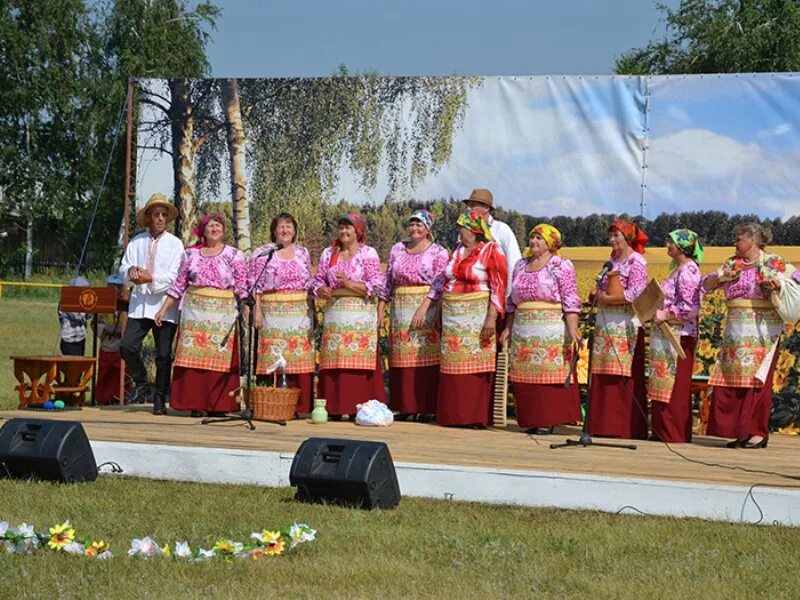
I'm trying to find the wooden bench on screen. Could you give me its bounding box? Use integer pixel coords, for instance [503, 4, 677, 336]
[10, 355, 97, 409]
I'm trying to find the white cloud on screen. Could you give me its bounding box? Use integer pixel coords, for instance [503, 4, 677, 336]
[521, 195, 608, 217]
[758, 198, 800, 220]
[757, 123, 793, 139]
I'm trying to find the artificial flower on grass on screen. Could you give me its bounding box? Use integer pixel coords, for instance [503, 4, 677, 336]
[48, 522, 76, 550]
[0, 519, 316, 560]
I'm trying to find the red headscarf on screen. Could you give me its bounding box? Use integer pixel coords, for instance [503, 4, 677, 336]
[609, 219, 648, 255]
[332, 214, 366, 248]
[190, 212, 226, 249]
[329, 213, 367, 266]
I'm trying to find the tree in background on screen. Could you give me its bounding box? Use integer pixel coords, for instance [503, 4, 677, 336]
[615, 0, 800, 74]
[0, 1, 98, 277]
[241, 72, 476, 254]
[0, 0, 221, 277]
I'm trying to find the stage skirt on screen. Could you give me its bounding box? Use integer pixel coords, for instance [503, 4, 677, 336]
[389, 366, 439, 415]
[95, 350, 130, 405]
[591, 304, 639, 377]
[317, 350, 386, 416]
[256, 290, 314, 375]
[389, 285, 441, 368]
[440, 291, 495, 374]
[647, 321, 685, 403]
[707, 347, 778, 441]
[709, 299, 782, 388]
[650, 336, 697, 443]
[436, 372, 494, 427]
[512, 382, 580, 429]
[509, 301, 573, 384]
[319, 290, 378, 370]
[169, 366, 241, 414]
[587, 328, 648, 439]
[173, 287, 237, 372]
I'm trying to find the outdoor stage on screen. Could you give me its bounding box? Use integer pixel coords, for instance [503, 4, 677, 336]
[1, 406, 799, 526]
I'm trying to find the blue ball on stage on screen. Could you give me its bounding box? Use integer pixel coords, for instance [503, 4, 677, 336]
[53, 400, 65, 409]
[43, 401, 54, 409]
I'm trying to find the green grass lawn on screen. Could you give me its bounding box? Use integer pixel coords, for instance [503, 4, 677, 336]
[1, 477, 798, 599]
[1, 298, 62, 411]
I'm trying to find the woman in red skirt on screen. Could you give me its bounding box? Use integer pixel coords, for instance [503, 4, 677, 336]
[155, 212, 247, 417]
[702, 223, 800, 449]
[313, 214, 386, 418]
[249, 213, 315, 415]
[648, 229, 703, 443]
[587, 219, 649, 440]
[416, 209, 507, 428]
[378, 209, 449, 421]
[498, 224, 581, 435]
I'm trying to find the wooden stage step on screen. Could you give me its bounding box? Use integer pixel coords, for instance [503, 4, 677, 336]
[1, 407, 798, 488]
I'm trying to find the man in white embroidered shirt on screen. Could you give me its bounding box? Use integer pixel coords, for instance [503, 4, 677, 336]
[119, 193, 184, 415]
[463, 188, 522, 297]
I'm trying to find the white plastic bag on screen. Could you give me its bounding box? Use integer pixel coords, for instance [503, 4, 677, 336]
[771, 276, 800, 324]
[355, 399, 394, 427]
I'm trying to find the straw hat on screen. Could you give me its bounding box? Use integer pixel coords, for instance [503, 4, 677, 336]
[463, 188, 494, 209]
[135, 193, 179, 227]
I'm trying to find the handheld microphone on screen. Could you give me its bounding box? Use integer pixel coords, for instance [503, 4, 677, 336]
[595, 260, 613, 283]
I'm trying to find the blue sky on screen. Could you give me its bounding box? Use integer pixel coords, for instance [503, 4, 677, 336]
[206, 0, 678, 78]
[137, 2, 800, 220]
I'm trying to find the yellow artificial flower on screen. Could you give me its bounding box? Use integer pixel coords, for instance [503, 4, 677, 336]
[48, 522, 75, 550]
[85, 540, 110, 558]
[213, 540, 236, 556]
[261, 530, 284, 556]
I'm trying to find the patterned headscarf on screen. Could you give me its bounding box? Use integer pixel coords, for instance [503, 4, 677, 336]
[332, 213, 367, 248]
[408, 209, 434, 231]
[456, 209, 493, 242]
[609, 219, 648, 254]
[668, 228, 704, 267]
[190, 212, 226, 249]
[526, 223, 563, 254]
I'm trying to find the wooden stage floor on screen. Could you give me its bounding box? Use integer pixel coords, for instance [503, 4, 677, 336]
[1, 406, 798, 489]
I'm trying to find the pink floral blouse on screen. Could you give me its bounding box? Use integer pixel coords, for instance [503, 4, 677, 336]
[379, 241, 449, 301]
[168, 245, 248, 300]
[506, 256, 581, 314]
[661, 261, 702, 337]
[709, 266, 800, 301]
[312, 244, 383, 298]
[248, 243, 312, 293]
[599, 252, 648, 303]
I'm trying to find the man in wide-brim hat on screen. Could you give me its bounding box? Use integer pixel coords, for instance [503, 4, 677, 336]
[462, 188, 521, 297]
[135, 192, 179, 228]
[118, 193, 184, 414]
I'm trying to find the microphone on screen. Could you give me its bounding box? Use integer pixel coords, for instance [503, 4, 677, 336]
[595, 260, 613, 283]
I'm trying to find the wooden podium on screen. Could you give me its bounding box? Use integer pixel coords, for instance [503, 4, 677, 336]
[60, 286, 118, 314]
[60, 286, 123, 405]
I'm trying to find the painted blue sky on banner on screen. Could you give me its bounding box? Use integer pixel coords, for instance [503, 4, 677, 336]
[137, 74, 800, 219]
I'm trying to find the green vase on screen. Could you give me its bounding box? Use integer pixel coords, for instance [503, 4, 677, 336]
[311, 398, 328, 424]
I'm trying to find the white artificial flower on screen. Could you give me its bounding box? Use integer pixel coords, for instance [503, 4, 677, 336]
[128, 536, 161, 558]
[174, 541, 192, 558]
[63, 541, 86, 556]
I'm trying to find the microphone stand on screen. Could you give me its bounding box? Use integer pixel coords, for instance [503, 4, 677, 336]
[202, 244, 287, 429]
[550, 273, 637, 451]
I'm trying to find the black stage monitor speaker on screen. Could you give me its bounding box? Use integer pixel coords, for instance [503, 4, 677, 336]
[0, 418, 98, 483]
[289, 438, 400, 509]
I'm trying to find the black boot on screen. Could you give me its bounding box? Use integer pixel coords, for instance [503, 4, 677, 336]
[153, 393, 167, 416]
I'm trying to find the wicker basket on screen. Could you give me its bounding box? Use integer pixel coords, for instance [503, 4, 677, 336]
[251, 374, 300, 421]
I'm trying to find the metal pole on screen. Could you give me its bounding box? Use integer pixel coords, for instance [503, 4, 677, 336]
[119, 78, 135, 406]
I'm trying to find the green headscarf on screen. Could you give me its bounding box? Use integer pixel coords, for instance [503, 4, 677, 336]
[668, 229, 703, 269]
